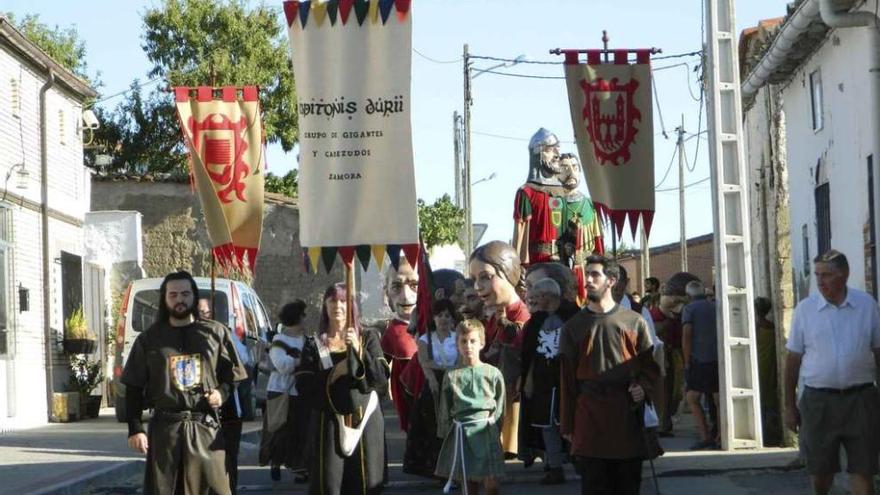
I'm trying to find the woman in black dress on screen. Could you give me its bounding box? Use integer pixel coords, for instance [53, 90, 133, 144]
[298, 283, 389, 495]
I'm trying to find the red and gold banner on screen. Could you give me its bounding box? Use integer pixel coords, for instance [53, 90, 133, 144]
[564, 50, 655, 239]
[174, 86, 265, 270]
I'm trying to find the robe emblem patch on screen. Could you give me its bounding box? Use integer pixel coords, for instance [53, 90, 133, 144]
[169, 354, 202, 391]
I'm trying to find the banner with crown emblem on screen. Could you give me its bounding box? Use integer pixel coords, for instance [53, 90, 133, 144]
[563, 50, 655, 239]
[174, 85, 265, 270]
[284, 0, 419, 272]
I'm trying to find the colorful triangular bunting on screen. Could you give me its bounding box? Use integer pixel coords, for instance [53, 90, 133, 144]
[339, 0, 354, 25]
[402, 243, 419, 269]
[326, 0, 339, 25]
[386, 244, 401, 271]
[371, 244, 386, 270]
[321, 246, 338, 273]
[378, 0, 394, 24]
[299, 0, 311, 28]
[627, 211, 640, 240]
[368, 0, 380, 24]
[355, 244, 372, 270]
[395, 0, 410, 22]
[312, 1, 328, 27]
[338, 246, 355, 265]
[283, 1, 300, 27]
[354, 0, 370, 25]
[308, 246, 322, 273]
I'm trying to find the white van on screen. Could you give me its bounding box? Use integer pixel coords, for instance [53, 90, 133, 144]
[111, 276, 273, 421]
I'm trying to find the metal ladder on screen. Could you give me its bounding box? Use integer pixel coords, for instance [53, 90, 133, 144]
[704, 0, 763, 449]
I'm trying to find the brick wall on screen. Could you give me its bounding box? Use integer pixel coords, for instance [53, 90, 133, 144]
[619, 233, 715, 295]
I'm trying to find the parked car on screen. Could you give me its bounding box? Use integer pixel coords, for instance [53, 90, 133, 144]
[111, 277, 273, 422]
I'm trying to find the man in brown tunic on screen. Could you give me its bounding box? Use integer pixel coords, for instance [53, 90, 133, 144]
[560, 255, 659, 495]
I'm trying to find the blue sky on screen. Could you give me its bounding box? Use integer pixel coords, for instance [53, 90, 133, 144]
[6, 0, 790, 249]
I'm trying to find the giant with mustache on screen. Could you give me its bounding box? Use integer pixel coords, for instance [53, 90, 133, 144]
[379, 259, 419, 432]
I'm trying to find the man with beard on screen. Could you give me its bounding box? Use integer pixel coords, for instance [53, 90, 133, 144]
[122, 271, 248, 495]
[512, 128, 566, 266]
[379, 259, 419, 432]
[556, 153, 604, 304]
[560, 255, 660, 495]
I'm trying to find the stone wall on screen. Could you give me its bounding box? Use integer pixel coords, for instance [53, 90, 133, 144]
[91, 177, 343, 331]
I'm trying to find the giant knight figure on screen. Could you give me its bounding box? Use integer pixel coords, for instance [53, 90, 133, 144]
[512, 128, 566, 265]
[513, 129, 604, 268]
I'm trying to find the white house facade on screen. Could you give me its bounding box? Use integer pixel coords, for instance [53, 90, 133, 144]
[742, 0, 880, 303]
[0, 17, 97, 428]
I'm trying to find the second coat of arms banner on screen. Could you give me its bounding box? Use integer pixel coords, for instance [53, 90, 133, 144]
[564, 50, 655, 238]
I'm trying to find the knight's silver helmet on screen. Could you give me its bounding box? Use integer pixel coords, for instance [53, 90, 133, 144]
[529, 128, 560, 155]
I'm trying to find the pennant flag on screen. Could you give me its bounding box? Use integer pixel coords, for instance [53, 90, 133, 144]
[378, 0, 394, 24]
[386, 245, 402, 271]
[308, 246, 322, 273]
[395, 0, 411, 22]
[355, 244, 372, 270]
[326, 0, 339, 25]
[339, 0, 354, 24]
[354, 0, 370, 25]
[338, 245, 355, 265]
[402, 243, 419, 270]
[368, 0, 380, 24]
[312, 1, 328, 27]
[371, 244, 387, 270]
[563, 49, 655, 240]
[173, 85, 265, 271]
[321, 247, 338, 273]
[287, 2, 418, 272]
[299, 1, 311, 28]
[283, 1, 300, 27]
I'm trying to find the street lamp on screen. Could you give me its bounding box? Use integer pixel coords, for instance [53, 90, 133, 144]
[462, 45, 526, 252]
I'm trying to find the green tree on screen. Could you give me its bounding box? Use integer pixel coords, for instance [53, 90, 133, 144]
[418, 194, 465, 251]
[6, 13, 95, 83]
[264, 169, 298, 198]
[97, 0, 298, 172]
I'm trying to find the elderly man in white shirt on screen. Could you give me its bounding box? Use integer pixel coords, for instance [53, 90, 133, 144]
[785, 250, 880, 495]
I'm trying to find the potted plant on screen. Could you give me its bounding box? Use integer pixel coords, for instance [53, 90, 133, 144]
[63, 306, 97, 354]
[68, 354, 103, 419]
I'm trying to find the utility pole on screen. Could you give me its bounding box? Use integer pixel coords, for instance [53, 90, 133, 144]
[453, 111, 462, 208]
[463, 44, 473, 253]
[677, 115, 688, 271]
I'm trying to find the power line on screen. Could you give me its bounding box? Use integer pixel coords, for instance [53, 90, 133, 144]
[656, 176, 710, 192]
[413, 48, 460, 64]
[655, 147, 677, 188]
[472, 130, 575, 144]
[92, 76, 163, 105]
[469, 49, 702, 66]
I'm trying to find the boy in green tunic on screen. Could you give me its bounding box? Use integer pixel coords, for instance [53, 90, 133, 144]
[435, 319, 505, 495]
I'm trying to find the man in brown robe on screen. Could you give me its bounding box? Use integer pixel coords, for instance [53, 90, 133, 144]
[560, 255, 660, 495]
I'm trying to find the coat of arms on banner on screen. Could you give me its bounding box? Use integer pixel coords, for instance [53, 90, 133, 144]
[579, 77, 641, 166]
[190, 115, 252, 204]
[169, 354, 202, 391]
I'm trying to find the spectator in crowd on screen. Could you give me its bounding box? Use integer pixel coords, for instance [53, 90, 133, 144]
[630, 292, 642, 305]
[785, 250, 880, 495]
[519, 277, 573, 484]
[259, 300, 311, 483]
[460, 277, 485, 322]
[754, 296, 780, 446]
[682, 280, 719, 450]
[644, 277, 661, 308]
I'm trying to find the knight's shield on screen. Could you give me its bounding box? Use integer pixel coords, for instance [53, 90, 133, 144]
[549, 197, 563, 228]
[579, 77, 642, 166]
[169, 354, 203, 391]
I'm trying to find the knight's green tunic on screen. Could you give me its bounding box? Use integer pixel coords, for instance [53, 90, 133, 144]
[434, 363, 506, 482]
